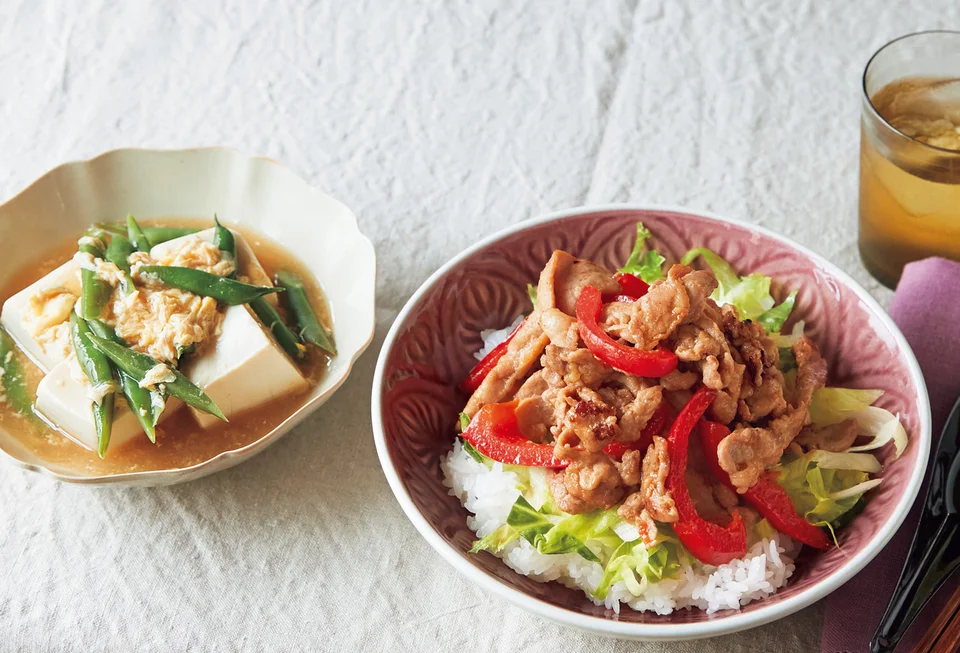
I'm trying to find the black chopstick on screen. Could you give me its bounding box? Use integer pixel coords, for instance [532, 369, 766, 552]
[870, 395, 960, 652]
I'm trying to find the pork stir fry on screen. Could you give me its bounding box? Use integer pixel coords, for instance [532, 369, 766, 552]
[453, 223, 908, 593]
[459, 242, 849, 560]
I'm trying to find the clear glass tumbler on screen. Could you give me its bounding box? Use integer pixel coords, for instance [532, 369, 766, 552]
[859, 31, 960, 289]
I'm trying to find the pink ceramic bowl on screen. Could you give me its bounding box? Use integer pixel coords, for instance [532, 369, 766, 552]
[371, 205, 931, 640]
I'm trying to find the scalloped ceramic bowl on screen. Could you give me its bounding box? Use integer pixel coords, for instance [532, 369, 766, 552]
[0, 148, 376, 486]
[372, 205, 931, 640]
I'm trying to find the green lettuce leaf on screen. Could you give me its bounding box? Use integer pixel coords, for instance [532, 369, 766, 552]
[508, 496, 600, 562]
[538, 509, 620, 561]
[681, 248, 797, 328]
[462, 440, 486, 465]
[526, 283, 538, 310]
[680, 248, 740, 292]
[774, 452, 880, 542]
[592, 540, 680, 600]
[527, 467, 560, 515]
[471, 495, 612, 563]
[458, 413, 490, 465]
[770, 320, 806, 348]
[507, 495, 554, 536]
[619, 222, 665, 283]
[758, 290, 798, 334]
[470, 524, 520, 554]
[778, 348, 797, 372]
[754, 518, 778, 542]
[808, 388, 884, 426]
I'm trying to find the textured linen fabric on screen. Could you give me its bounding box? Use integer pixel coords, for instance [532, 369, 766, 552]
[821, 259, 960, 653]
[0, 1, 958, 651]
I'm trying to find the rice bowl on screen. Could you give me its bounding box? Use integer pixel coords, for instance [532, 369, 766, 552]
[372, 205, 930, 640]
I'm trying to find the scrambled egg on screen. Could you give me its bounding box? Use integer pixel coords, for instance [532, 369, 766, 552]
[24, 235, 234, 368]
[130, 238, 234, 278]
[138, 363, 177, 390]
[23, 286, 78, 362]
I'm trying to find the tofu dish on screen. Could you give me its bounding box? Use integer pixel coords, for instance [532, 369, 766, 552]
[442, 223, 908, 614]
[0, 216, 334, 471]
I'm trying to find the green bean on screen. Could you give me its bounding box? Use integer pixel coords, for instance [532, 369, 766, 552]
[176, 343, 196, 360]
[139, 266, 282, 305]
[275, 270, 336, 356]
[249, 298, 306, 360]
[69, 313, 115, 457]
[77, 230, 111, 320]
[96, 222, 202, 246]
[143, 227, 202, 247]
[213, 216, 236, 274]
[104, 233, 136, 295]
[94, 222, 126, 236]
[126, 215, 151, 252]
[0, 329, 34, 418]
[84, 333, 226, 422]
[88, 320, 161, 443]
[212, 218, 304, 360]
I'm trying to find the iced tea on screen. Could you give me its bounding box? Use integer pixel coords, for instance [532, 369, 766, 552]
[858, 33, 960, 288]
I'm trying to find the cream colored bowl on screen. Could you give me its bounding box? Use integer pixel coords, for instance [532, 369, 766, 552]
[0, 148, 376, 486]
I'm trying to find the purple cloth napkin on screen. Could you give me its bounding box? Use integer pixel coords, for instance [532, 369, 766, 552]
[821, 258, 960, 653]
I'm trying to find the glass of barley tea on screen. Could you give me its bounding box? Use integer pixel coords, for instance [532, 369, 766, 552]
[859, 31, 960, 288]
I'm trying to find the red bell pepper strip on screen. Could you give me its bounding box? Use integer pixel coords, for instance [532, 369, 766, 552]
[614, 272, 650, 299]
[576, 285, 678, 378]
[603, 401, 672, 460]
[459, 318, 526, 393]
[461, 401, 569, 468]
[666, 387, 748, 565]
[698, 421, 832, 550]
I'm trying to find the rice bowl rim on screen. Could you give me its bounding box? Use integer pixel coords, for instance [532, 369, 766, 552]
[371, 203, 931, 641]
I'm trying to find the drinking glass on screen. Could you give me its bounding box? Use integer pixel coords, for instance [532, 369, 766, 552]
[859, 31, 960, 289]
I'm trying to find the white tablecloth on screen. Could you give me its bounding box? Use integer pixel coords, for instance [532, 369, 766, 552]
[1, 2, 956, 651]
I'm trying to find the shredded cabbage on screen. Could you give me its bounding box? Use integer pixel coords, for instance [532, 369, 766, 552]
[808, 388, 908, 460]
[775, 452, 880, 542]
[526, 283, 538, 309]
[753, 518, 778, 543]
[770, 320, 806, 348]
[758, 290, 797, 334]
[808, 388, 885, 426]
[471, 495, 618, 563]
[829, 478, 883, 501]
[538, 510, 621, 559]
[845, 406, 909, 460]
[808, 450, 883, 473]
[470, 524, 519, 554]
[619, 222, 665, 283]
[593, 539, 680, 600]
[527, 467, 560, 514]
[680, 248, 795, 328]
[458, 414, 489, 465]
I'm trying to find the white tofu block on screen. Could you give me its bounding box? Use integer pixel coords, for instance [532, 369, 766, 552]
[0, 260, 80, 374]
[182, 305, 308, 428]
[150, 227, 277, 304]
[35, 359, 183, 454]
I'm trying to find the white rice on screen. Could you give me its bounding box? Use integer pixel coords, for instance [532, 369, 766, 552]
[441, 440, 796, 614]
[473, 315, 525, 360]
